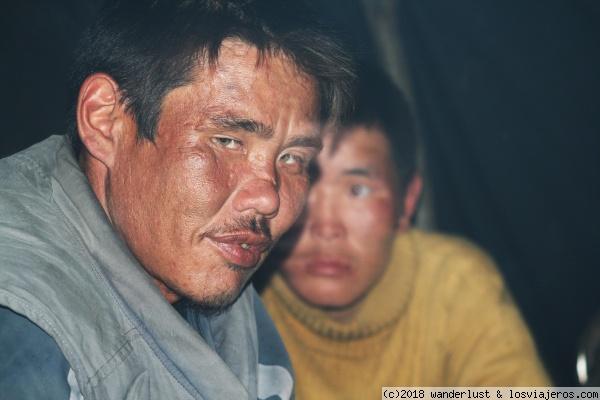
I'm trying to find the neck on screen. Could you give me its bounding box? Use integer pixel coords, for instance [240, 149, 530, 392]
[324, 303, 361, 324]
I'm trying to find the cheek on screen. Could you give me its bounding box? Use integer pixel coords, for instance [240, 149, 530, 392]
[351, 198, 397, 273]
[175, 148, 233, 212]
[346, 197, 397, 240]
[276, 177, 310, 227]
[110, 148, 155, 216]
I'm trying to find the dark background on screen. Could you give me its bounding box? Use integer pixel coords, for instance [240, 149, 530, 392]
[1, 0, 599, 386]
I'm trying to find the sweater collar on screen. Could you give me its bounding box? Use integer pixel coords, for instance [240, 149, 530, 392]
[270, 231, 418, 340]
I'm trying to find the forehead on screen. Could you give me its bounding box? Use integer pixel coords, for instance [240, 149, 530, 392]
[164, 40, 321, 137]
[320, 126, 395, 172]
[208, 41, 307, 86]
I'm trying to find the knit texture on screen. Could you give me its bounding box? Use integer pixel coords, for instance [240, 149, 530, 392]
[261, 229, 551, 399]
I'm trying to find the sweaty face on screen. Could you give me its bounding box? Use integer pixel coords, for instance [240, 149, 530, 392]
[275, 126, 403, 323]
[106, 40, 320, 310]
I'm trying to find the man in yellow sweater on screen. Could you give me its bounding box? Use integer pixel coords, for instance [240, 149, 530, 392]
[257, 64, 551, 399]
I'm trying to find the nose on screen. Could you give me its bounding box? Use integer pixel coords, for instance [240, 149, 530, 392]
[232, 175, 280, 219]
[307, 185, 345, 240]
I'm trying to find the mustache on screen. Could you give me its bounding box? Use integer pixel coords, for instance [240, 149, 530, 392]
[205, 215, 272, 240]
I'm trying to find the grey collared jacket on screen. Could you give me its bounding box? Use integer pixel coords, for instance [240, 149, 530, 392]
[0, 136, 294, 400]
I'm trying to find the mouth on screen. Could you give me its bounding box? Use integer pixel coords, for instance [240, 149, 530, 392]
[305, 257, 351, 277]
[209, 233, 272, 268]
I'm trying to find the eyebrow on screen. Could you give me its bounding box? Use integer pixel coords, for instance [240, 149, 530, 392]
[342, 167, 373, 177]
[287, 136, 323, 151]
[212, 116, 274, 140]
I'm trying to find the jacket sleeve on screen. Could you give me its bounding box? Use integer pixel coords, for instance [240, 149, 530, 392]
[0, 306, 72, 399]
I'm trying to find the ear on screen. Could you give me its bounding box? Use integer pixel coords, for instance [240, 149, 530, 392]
[77, 73, 126, 168]
[397, 174, 423, 233]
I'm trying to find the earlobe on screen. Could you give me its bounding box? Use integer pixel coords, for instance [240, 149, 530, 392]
[397, 174, 423, 233]
[77, 73, 124, 167]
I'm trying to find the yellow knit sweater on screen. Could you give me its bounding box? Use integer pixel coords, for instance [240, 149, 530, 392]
[260, 229, 551, 399]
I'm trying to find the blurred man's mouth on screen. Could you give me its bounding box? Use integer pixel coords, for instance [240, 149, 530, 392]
[305, 257, 351, 277]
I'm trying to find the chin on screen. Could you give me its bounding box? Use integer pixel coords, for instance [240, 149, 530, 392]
[300, 288, 356, 311]
[177, 276, 249, 316]
[181, 288, 242, 316]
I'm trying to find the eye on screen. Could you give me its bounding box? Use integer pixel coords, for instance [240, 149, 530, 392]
[279, 153, 307, 173]
[213, 137, 242, 150]
[350, 184, 372, 197]
[280, 153, 301, 165]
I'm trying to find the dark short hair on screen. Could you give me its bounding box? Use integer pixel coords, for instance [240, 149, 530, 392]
[342, 62, 418, 192]
[67, 0, 355, 155]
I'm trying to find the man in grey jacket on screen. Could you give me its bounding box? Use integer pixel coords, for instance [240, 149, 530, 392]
[0, 0, 354, 398]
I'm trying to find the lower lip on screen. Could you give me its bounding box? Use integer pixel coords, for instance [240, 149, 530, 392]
[305, 260, 351, 277]
[212, 241, 261, 268]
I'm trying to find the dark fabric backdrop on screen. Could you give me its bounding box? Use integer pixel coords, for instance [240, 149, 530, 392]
[396, 1, 600, 385]
[0, 0, 101, 158]
[1, 0, 599, 387]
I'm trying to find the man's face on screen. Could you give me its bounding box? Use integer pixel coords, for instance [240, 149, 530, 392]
[274, 126, 404, 322]
[105, 40, 321, 310]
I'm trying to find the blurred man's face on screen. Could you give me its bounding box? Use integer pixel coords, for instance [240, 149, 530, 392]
[275, 126, 406, 323]
[104, 40, 321, 310]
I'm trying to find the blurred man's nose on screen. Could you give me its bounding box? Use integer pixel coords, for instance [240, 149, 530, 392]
[307, 187, 345, 240]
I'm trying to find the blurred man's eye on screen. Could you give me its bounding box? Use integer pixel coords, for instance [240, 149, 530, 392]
[350, 185, 372, 197]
